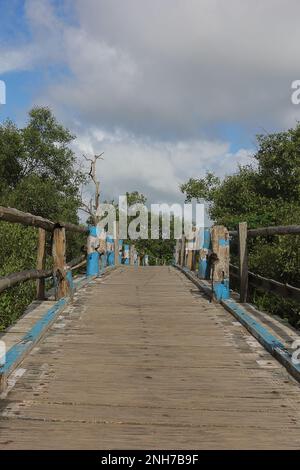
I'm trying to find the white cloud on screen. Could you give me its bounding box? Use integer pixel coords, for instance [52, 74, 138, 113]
[6, 0, 298, 133]
[2, 0, 299, 202]
[0, 0, 66, 74]
[0, 46, 38, 74]
[73, 127, 253, 205]
[41, 0, 300, 135]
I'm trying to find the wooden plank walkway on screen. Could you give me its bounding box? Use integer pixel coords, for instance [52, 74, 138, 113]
[1, 266, 300, 449]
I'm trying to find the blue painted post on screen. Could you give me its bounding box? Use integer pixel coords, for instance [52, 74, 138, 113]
[106, 235, 115, 266]
[124, 244, 130, 265]
[118, 239, 123, 264]
[98, 229, 107, 273]
[66, 270, 74, 298]
[198, 228, 212, 280]
[86, 226, 100, 277]
[211, 225, 230, 301]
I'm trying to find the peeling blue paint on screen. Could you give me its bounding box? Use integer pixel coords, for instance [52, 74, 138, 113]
[213, 280, 230, 300]
[219, 239, 229, 247]
[223, 298, 284, 353]
[87, 226, 100, 276]
[119, 239, 123, 264]
[178, 264, 300, 383]
[198, 228, 211, 280]
[0, 298, 66, 375]
[203, 228, 211, 249]
[106, 235, 115, 266]
[124, 244, 130, 265]
[66, 270, 74, 293]
[199, 258, 208, 279]
[87, 252, 99, 276]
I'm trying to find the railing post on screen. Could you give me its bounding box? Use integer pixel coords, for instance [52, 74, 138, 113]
[114, 221, 119, 266]
[98, 228, 107, 273]
[52, 225, 68, 299]
[186, 252, 193, 270]
[198, 228, 212, 279]
[124, 244, 130, 265]
[86, 226, 100, 276]
[130, 245, 135, 265]
[186, 228, 195, 270]
[106, 235, 114, 266]
[211, 225, 230, 301]
[188, 227, 199, 271]
[174, 239, 180, 265]
[192, 228, 198, 271]
[180, 235, 186, 267]
[36, 228, 46, 300]
[238, 222, 248, 303]
[118, 239, 123, 264]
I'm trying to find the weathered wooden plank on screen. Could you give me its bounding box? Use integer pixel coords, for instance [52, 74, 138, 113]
[52, 226, 68, 300]
[1, 266, 300, 449]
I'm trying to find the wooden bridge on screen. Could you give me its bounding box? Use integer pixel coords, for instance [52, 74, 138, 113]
[0, 207, 300, 449]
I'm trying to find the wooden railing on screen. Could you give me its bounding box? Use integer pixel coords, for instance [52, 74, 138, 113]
[230, 222, 300, 303]
[0, 206, 88, 300]
[174, 222, 300, 305]
[175, 225, 230, 301]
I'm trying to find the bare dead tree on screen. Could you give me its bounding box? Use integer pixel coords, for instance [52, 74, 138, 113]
[80, 153, 104, 224]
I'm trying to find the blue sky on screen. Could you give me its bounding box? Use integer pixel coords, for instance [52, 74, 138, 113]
[0, 0, 72, 124]
[1, 0, 300, 203]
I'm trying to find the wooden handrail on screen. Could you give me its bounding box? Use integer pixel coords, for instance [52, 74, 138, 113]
[66, 255, 87, 270]
[0, 269, 52, 295]
[229, 263, 300, 303]
[60, 222, 88, 234]
[0, 206, 88, 234]
[229, 221, 300, 303]
[229, 224, 300, 238]
[0, 256, 87, 295]
[0, 206, 54, 231]
[0, 206, 89, 300]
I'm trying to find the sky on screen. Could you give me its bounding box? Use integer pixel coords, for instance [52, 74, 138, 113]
[1, 0, 300, 207]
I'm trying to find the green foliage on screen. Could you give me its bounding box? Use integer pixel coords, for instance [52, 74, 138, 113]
[136, 236, 175, 265]
[125, 191, 176, 265]
[0, 107, 86, 329]
[125, 191, 147, 206]
[0, 223, 38, 330]
[106, 191, 176, 265]
[181, 124, 300, 325]
[1, 107, 86, 220]
[180, 172, 220, 203]
[0, 120, 23, 193]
